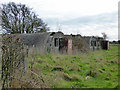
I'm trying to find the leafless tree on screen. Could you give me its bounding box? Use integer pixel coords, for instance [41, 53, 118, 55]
[0, 2, 49, 34]
[101, 32, 107, 40]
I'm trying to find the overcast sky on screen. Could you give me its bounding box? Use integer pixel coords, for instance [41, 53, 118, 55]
[0, 0, 119, 41]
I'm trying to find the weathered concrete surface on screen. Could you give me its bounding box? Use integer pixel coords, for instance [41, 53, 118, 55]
[65, 34, 90, 54]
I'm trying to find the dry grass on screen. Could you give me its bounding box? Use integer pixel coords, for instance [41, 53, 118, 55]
[1, 45, 118, 88]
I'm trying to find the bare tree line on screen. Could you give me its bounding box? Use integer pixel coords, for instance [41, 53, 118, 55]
[0, 2, 49, 34]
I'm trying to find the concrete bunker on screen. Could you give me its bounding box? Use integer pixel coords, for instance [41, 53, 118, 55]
[0, 32, 109, 55]
[64, 34, 90, 54]
[15, 32, 74, 55]
[84, 36, 109, 51]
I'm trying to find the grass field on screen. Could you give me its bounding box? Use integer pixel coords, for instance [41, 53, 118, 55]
[1, 45, 118, 88]
[26, 45, 119, 88]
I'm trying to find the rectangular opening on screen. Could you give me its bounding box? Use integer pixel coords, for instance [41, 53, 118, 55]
[59, 38, 63, 47]
[54, 38, 59, 47]
[91, 41, 96, 46]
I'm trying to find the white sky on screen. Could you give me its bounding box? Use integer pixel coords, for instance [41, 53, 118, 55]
[0, 0, 118, 18]
[0, 0, 119, 41]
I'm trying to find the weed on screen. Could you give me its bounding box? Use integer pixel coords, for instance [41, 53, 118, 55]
[25, 45, 118, 88]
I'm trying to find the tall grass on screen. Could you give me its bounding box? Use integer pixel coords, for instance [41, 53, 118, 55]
[26, 45, 118, 88]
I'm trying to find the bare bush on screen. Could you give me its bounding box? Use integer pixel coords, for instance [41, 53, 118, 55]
[1, 34, 25, 88]
[1, 34, 47, 88]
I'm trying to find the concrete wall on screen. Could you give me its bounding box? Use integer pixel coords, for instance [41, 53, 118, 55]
[65, 34, 90, 54]
[16, 33, 51, 55]
[15, 32, 65, 55]
[84, 36, 104, 51]
[49, 32, 64, 54]
[0, 33, 107, 57]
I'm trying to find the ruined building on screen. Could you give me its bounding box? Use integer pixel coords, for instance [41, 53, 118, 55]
[14, 32, 109, 55]
[16, 32, 90, 55]
[0, 32, 109, 55]
[83, 36, 109, 50]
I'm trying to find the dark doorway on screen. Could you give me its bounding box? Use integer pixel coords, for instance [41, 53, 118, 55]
[101, 41, 109, 50]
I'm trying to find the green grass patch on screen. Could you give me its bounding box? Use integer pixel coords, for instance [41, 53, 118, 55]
[26, 45, 118, 88]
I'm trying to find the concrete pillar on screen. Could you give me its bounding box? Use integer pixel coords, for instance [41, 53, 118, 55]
[67, 39, 72, 55]
[107, 41, 109, 50]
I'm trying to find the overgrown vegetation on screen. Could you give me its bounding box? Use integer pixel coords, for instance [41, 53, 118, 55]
[0, 35, 48, 88]
[1, 35, 25, 88]
[26, 45, 118, 88]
